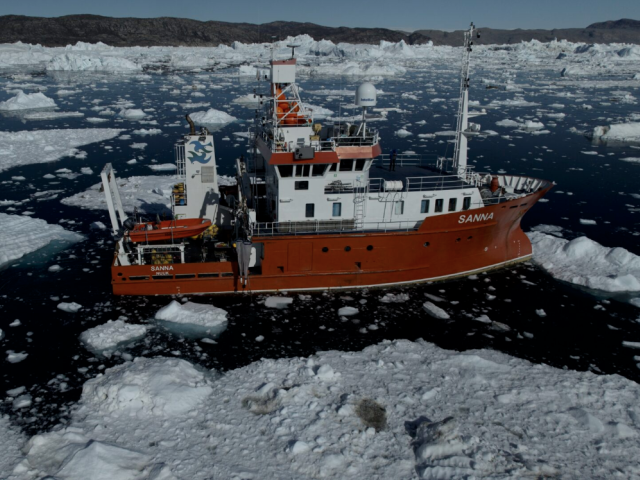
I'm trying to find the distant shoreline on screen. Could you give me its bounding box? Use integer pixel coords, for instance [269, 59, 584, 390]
[0, 15, 639, 47]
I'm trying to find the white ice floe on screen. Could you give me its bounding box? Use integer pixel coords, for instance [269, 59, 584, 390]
[155, 301, 228, 328]
[80, 319, 151, 356]
[528, 231, 640, 292]
[0, 213, 84, 268]
[190, 108, 237, 124]
[338, 306, 359, 316]
[592, 122, 640, 143]
[5, 351, 28, 364]
[118, 108, 146, 119]
[0, 128, 123, 173]
[0, 90, 56, 111]
[12, 339, 640, 479]
[57, 302, 83, 313]
[264, 297, 294, 309]
[148, 163, 177, 171]
[423, 301, 450, 319]
[132, 128, 162, 135]
[23, 111, 84, 120]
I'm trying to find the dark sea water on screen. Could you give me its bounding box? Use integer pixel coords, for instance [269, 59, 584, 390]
[1, 66, 640, 434]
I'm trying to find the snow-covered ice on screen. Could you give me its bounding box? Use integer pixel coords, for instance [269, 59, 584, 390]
[423, 301, 450, 319]
[0, 213, 84, 268]
[528, 230, 640, 292]
[57, 302, 83, 313]
[10, 339, 640, 479]
[592, 122, 640, 143]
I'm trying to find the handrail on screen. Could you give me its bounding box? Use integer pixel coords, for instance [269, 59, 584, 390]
[252, 219, 421, 237]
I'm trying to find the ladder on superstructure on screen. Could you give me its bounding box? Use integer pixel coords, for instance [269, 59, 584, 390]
[354, 179, 367, 230]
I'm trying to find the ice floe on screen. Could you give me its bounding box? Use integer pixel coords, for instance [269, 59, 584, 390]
[528, 231, 640, 292]
[0, 128, 123, 173]
[591, 122, 640, 143]
[0, 213, 84, 268]
[10, 339, 640, 479]
[80, 319, 151, 357]
[190, 108, 237, 124]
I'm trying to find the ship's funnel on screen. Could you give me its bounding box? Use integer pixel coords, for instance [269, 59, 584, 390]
[355, 83, 377, 107]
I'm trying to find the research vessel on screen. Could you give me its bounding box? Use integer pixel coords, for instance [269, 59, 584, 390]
[102, 23, 552, 295]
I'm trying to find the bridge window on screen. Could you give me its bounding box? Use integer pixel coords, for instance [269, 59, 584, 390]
[295, 164, 311, 177]
[339, 159, 354, 171]
[329, 163, 338, 172]
[395, 201, 404, 215]
[295, 181, 309, 190]
[435, 199, 444, 213]
[463, 197, 471, 210]
[332, 202, 342, 217]
[278, 165, 293, 177]
[421, 199, 430, 214]
[448, 198, 457, 212]
[312, 164, 328, 176]
[355, 159, 366, 171]
[305, 203, 315, 218]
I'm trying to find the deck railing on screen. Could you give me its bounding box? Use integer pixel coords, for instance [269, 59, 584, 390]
[252, 219, 420, 236]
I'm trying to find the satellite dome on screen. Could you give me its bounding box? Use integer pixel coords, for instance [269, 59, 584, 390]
[355, 83, 377, 107]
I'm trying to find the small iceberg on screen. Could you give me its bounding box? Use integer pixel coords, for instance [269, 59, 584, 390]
[155, 300, 228, 339]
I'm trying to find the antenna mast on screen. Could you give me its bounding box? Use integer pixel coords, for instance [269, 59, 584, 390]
[452, 22, 478, 178]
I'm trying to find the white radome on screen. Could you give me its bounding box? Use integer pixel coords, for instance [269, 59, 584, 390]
[355, 82, 377, 107]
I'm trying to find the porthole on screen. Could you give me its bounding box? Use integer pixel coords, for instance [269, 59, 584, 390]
[423, 242, 430, 247]
[467, 236, 473, 240]
[344, 246, 351, 252]
[322, 247, 329, 253]
[456, 238, 461, 242]
[366, 245, 374, 251]
[117, 272, 123, 276]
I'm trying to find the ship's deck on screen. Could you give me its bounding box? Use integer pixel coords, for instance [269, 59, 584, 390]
[368, 164, 474, 192]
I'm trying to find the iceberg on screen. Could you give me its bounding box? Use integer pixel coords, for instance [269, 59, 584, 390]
[47, 53, 141, 72]
[0, 90, 56, 111]
[190, 108, 237, 124]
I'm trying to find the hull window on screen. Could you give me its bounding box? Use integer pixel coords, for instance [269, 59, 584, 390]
[394, 201, 404, 215]
[463, 197, 471, 210]
[449, 198, 458, 212]
[295, 181, 309, 190]
[421, 199, 430, 214]
[435, 199, 443, 213]
[332, 202, 342, 217]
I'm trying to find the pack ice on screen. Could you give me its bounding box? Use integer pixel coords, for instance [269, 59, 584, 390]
[0, 213, 84, 268]
[528, 231, 640, 292]
[10, 340, 640, 479]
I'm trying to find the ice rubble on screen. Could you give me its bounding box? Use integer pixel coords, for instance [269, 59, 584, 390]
[189, 108, 237, 124]
[0, 128, 123, 173]
[80, 319, 151, 356]
[0, 90, 56, 111]
[0, 213, 84, 268]
[0, 415, 25, 478]
[11, 339, 640, 479]
[528, 231, 640, 292]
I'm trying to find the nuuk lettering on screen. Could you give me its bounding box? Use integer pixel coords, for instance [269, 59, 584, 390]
[458, 213, 494, 224]
[151, 266, 174, 272]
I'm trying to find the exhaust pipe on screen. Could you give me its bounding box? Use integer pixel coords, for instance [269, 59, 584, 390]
[185, 114, 195, 135]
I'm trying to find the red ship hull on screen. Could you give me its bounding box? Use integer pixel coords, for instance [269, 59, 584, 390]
[111, 187, 549, 295]
[127, 219, 211, 243]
